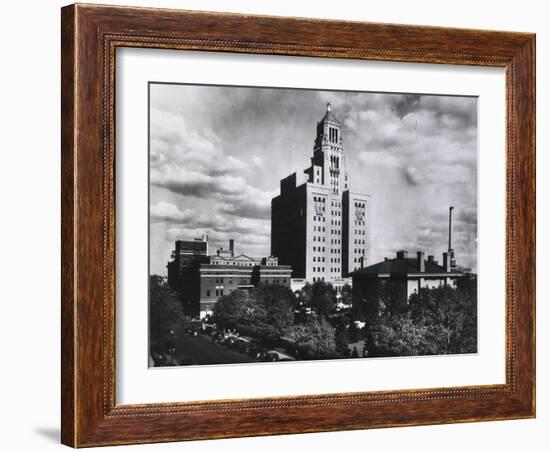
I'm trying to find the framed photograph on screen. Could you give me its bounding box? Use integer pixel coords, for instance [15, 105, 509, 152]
[61, 3, 535, 447]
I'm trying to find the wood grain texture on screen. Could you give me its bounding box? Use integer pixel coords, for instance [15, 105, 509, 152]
[60, 3, 536, 447]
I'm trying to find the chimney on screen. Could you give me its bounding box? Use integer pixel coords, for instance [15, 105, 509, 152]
[448, 206, 454, 252]
[427, 255, 435, 262]
[229, 239, 235, 257]
[417, 251, 425, 272]
[443, 252, 451, 272]
[396, 250, 408, 260]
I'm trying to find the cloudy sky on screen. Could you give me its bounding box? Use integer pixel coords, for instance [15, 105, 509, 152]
[149, 83, 478, 275]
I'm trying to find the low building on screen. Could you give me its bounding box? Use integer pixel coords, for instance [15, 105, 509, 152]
[168, 239, 292, 318]
[351, 250, 465, 320]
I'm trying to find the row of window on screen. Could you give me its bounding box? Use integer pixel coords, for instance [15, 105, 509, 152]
[354, 249, 366, 255]
[212, 261, 255, 266]
[313, 246, 326, 252]
[354, 220, 366, 226]
[331, 229, 341, 235]
[354, 229, 366, 235]
[331, 239, 341, 245]
[313, 216, 326, 222]
[354, 239, 366, 245]
[206, 288, 224, 297]
[313, 196, 326, 203]
[313, 225, 326, 232]
[313, 256, 325, 262]
[213, 277, 251, 285]
[330, 267, 341, 273]
[354, 202, 366, 208]
[312, 267, 325, 273]
[331, 219, 341, 226]
[313, 236, 325, 242]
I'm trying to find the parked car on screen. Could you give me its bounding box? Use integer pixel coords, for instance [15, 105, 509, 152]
[262, 350, 295, 362]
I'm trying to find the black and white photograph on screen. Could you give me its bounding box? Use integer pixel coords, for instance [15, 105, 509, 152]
[148, 83, 478, 367]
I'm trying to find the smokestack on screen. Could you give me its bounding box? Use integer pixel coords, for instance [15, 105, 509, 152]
[443, 252, 451, 272]
[448, 206, 454, 252]
[417, 251, 425, 272]
[229, 239, 234, 257]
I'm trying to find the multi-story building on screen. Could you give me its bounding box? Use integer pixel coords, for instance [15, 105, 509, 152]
[167, 239, 292, 318]
[271, 103, 371, 286]
[166, 236, 209, 286]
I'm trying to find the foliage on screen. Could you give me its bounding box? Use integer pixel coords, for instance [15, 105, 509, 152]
[285, 316, 337, 359]
[149, 275, 185, 347]
[334, 323, 349, 355]
[246, 284, 295, 338]
[295, 281, 337, 318]
[212, 289, 250, 331]
[213, 284, 295, 340]
[340, 283, 353, 306]
[365, 276, 478, 357]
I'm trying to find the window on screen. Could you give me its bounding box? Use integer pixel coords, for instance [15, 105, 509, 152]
[220, 289, 224, 296]
[215, 289, 219, 296]
[206, 289, 211, 297]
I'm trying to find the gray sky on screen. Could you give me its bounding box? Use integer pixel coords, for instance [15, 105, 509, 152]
[149, 83, 478, 275]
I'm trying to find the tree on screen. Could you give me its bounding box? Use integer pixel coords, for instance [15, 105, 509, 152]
[212, 285, 296, 341]
[334, 323, 349, 355]
[249, 284, 295, 338]
[340, 283, 352, 306]
[309, 281, 337, 317]
[149, 275, 185, 347]
[365, 275, 478, 357]
[286, 316, 336, 359]
[212, 289, 249, 331]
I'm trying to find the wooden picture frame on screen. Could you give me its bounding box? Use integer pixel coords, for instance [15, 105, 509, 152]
[61, 3, 535, 447]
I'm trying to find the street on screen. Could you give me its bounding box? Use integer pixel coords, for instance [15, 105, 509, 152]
[172, 325, 257, 365]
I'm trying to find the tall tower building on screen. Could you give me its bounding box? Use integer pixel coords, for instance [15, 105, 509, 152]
[271, 103, 371, 285]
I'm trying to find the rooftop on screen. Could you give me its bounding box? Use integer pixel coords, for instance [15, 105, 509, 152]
[353, 252, 463, 277]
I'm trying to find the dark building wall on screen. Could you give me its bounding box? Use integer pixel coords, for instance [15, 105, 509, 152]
[180, 264, 202, 317]
[271, 178, 307, 278]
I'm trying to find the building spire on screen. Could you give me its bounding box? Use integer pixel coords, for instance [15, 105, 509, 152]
[327, 102, 331, 112]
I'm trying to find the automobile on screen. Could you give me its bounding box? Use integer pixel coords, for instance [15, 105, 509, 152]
[233, 337, 250, 352]
[247, 341, 266, 359]
[262, 351, 280, 362]
[262, 350, 296, 362]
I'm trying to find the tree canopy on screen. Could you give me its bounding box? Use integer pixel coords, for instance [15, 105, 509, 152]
[365, 276, 477, 357]
[149, 275, 185, 347]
